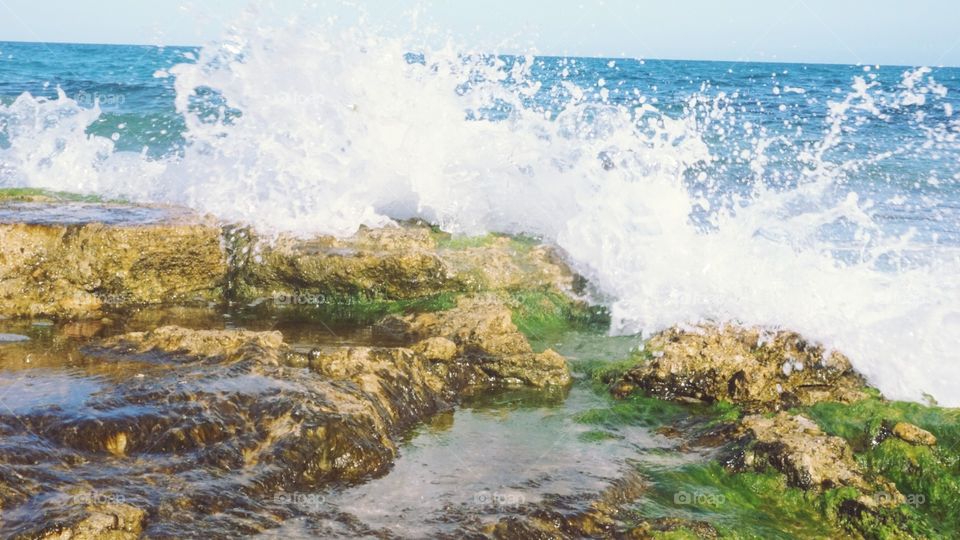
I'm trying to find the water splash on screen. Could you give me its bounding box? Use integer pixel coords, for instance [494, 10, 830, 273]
[1, 8, 959, 405]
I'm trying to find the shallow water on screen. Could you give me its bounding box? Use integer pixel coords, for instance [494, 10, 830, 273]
[0, 201, 197, 226]
[0, 308, 704, 537]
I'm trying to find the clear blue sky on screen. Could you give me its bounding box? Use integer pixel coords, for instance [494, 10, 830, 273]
[0, 0, 958, 66]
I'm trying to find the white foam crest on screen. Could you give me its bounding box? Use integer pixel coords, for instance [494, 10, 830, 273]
[1, 15, 958, 405]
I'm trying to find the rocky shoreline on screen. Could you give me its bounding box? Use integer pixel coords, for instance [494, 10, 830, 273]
[0, 193, 958, 539]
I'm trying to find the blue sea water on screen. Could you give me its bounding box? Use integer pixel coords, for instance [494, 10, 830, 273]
[1, 34, 959, 404]
[2, 40, 958, 244]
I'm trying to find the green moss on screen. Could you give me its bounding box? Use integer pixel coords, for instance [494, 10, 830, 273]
[0, 187, 108, 202]
[574, 391, 689, 429]
[433, 232, 500, 250]
[575, 356, 645, 385]
[508, 289, 610, 346]
[799, 396, 960, 538]
[630, 463, 844, 539]
[433, 230, 542, 253]
[245, 291, 460, 325]
[650, 529, 704, 540]
[802, 395, 960, 452]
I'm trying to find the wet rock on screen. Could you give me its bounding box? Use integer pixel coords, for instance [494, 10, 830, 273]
[614, 325, 867, 411]
[229, 224, 579, 305]
[732, 412, 902, 506]
[376, 295, 571, 387]
[54, 320, 565, 496]
[0, 219, 226, 319]
[38, 503, 145, 540]
[229, 225, 451, 302]
[100, 325, 285, 361]
[439, 235, 577, 293]
[0, 333, 29, 343]
[891, 422, 937, 446]
[410, 336, 458, 362]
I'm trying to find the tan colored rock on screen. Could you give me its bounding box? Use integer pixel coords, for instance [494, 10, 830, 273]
[40, 503, 145, 540]
[376, 295, 571, 387]
[0, 217, 226, 319]
[440, 235, 576, 292]
[234, 224, 450, 301]
[100, 326, 284, 361]
[892, 422, 937, 446]
[615, 325, 867, 411]
[737, 413, 902, 507]
[411, 336, 458, 362]
[484, 349, 572, 388]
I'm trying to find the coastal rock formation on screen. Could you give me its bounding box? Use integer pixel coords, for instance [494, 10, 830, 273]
[228, 225, 451, 302]
[0, 199, 580, 322]
[731, 413, 902, 507]
[375, 294, 572, 387]
[227, 224, 578, 305]
[613, 325, 867, 411]
[37, 503, 145, 540]
[0, 213, 226, 319]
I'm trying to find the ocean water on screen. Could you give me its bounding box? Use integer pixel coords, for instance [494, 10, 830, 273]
[1, 14, 959, 405]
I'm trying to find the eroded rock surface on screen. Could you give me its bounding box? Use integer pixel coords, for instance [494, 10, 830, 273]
[614, 325, 867, 411]
[228, 224, 578, 304]
[375, 294, 572, 387]
[730, 413, 902, 508]
[0, 217, 226, 319]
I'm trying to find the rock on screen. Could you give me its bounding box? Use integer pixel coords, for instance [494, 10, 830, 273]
[229, 224, 580, 305]
[63, 319, 564, 496]
[484, 349, 571, 388]
[614, 325, 867, 411]
[376, 295, 571, 387]
[228, 224, 451, 302]
[410, 336, 458, 362]
[439, 235, 577, 293]
[100, 325, 285, 361]
[0, 218, 226, 319]
[733, 412, 902, 507]
[891, 422, 937, 446]
[39, 503, 145, 540]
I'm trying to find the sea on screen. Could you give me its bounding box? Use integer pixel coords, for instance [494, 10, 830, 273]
[1, 17, 959, 405]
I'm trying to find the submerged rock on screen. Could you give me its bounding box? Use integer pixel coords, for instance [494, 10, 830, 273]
[614, 325, 867, 411]
[0, 305, 568, 534]
[0, 217, 226, 319]
[33, 503, 145, 540]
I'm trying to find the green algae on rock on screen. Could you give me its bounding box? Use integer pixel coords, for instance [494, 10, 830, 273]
[613, 325, 868, 412]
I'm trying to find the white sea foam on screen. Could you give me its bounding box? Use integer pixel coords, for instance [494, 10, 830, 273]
[1, 10, 959, 405]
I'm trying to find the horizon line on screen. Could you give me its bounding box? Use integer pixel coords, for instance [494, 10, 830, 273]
[0, 39, 956, 70]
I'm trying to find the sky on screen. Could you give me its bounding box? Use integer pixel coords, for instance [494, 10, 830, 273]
[0, 0, 958, 66]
